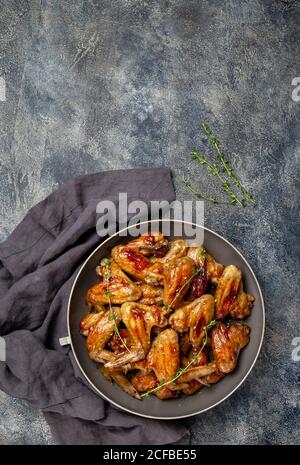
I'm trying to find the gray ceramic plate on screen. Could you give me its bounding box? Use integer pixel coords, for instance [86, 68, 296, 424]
[68, 220, 265, 419]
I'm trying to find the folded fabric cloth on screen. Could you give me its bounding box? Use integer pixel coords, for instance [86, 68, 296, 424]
[0, 167, 190, 445]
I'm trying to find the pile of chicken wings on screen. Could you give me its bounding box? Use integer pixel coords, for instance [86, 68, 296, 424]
[80, 233, 254, 400]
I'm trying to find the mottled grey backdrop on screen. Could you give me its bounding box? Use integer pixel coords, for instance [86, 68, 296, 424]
[0, 0, 299, 445]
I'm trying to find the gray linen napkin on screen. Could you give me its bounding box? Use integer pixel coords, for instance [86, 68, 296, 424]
[0, 167, 190, 445]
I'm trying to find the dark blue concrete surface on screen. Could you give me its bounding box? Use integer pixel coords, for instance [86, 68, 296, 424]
[0, 0, 299, 444]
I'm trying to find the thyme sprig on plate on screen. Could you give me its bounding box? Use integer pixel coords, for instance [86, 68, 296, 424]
[201, 123, 256, 206]
[141, 319, 218, 398]
[101, 258, 131, 353]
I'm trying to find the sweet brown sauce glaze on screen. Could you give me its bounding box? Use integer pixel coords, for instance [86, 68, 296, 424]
[81, 235, 254, 400]
[123, 248, 149, 271]
[194, 314, 206, 338]
[222, 282, 239, 316]
[131, 307, 144, 320]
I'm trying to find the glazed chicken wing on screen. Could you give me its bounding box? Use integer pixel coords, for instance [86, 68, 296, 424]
[163, 257, 196, 309]
[188, 246, 224, 284]
[104, 303, 168, 368]
[205, 253, 225, 284]
[169, 294, 215, 348]
[211, 322, 250, 373]
[112, 235, 166, 284]
[80, 234, 253, 402]
[80, 309, 105, 336]
[87, 259, 142, 306]
[147, 328, 180, 399]
[177, 362, 217, 383]
[151, 239, 188, 263]
[229, 282, 255, 319]
[101, 366, 141, 399]
[138, 283, 163, 305]
[215, 265, 242, 319]
[81, 307, 121, 362]
[121, 233, 168, 256]
[131, 370, 158, 393]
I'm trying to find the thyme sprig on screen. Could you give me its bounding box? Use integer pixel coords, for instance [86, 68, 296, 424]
[182, 123, 256, 207]
[101, 258, 130, 353]
[182, 176, 220, 204]
[141, 319, 217, 398]
[201, 123, 256, 206]
[190, 150, 245, 207]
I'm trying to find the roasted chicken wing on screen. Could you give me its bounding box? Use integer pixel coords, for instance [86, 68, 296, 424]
[163, 257, 196, 309]
[147, 328, 180, 399]
[169, 295, 215, 348]
[80, 308, 105, 336]
[211, 322, 250, 373]
[131, 370, 158, 393]
[112, 237, 165, 284]
[215, 265, 242, 319]
[188, 246, 224, 284]
[229, 282, 255, 319]
[104, 303, 168, 368]
[151, 239, 187, 263]
[177, 362, 217, 383]
[101, 366, 141, 399]
[87, 259, 142, 306]
[80, 234, 253, 401]
[121, 233, 168, 256]
[138, 283, 163, 305]
[81, 307, 121, 362]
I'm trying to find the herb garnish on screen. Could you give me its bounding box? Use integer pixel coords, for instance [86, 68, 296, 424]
[201, 123, 256, 206]
[141, 319, 217, 398]
[183, 123, 256, 207]
[190, 150, 245, 207]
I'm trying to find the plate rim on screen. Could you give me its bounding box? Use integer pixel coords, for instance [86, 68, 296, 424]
[67, 219, 265, 420]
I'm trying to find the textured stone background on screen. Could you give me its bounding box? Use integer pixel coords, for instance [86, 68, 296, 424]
[0, 0, 299, 445]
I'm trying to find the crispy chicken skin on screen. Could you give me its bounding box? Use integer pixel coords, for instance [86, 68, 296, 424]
[87, 259, 142, 306]
[229, 282, 255, 319]
[104, 303, 168, 368]
[215, 265, 242, 319]
[131, 370, 158, 393]
[82, 307, 121, 362]
[188, 246, 224, 284]
[112, 240, 164, 284]
[111, 233, 167, 284]
[138, 283, 163, 305]
[205, 253, 225, 284]
[80, 309, 106, 336]
[181, 350, 209, 395]
[163, 257, 196, 308]
[186, 267, 209, 301]
[177, 362, 217, 383]
[211, 322, 250, 373]
[169, 295, 215, 348]
[147, 328, 180, 399]
[121, 233, 168, 256]
[101, 366, 141, 399]
[151, 239, 188, 263]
